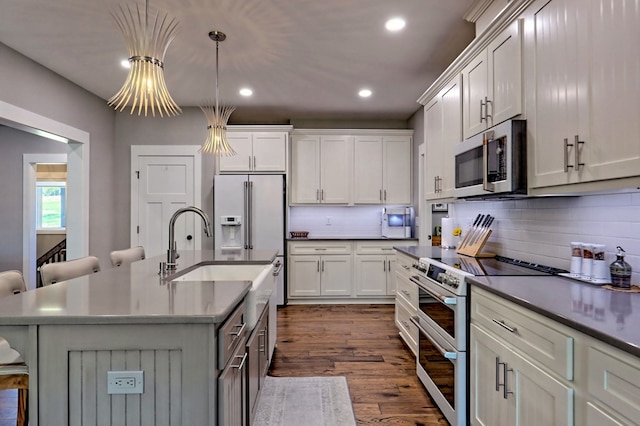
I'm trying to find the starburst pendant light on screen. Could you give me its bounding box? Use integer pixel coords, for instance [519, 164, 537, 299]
[108, 0, 182, 117]
[200, 31, 236, 155]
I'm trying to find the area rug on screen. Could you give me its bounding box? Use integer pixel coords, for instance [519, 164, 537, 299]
[253, 376, 357, 426]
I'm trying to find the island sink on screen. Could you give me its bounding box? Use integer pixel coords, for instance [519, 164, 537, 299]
[171, 263, 275, 329]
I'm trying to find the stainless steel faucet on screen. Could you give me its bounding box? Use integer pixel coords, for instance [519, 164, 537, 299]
[166, 206, 212, 270]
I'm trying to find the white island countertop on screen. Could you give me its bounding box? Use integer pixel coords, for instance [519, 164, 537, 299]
[0, 249, 278, 326]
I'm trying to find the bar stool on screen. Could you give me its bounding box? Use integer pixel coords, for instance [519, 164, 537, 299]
[40, 256, 101, 286]
[0, 270, 29, 426]
[110, 246, 145, 267]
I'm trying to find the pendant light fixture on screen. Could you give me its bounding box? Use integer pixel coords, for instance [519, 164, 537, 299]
[200, 31, 236, 156]
[108, 0, 182, 117]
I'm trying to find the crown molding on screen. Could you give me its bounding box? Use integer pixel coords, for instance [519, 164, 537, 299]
[463, 0, 495, 23]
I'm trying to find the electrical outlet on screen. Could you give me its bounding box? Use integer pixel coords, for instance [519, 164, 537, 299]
[107, 370, 144, 394]
[326, 216, 331, 225]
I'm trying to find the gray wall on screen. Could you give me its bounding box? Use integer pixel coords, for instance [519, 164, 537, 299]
[0, 42, 117, 268]
[0, 126, 67, 271]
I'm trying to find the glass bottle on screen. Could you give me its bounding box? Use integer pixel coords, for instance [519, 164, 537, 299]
[609, 246, 632, 289]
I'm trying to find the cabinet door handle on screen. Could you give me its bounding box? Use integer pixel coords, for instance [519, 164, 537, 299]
[564, 137, 574, 172]
[321, 260, 325, 272]
[248, 156, 252, 169]
[480, 98, 485, 122]
[230, 322, 247, 338]
[316, 189, 320, 201]
[317, 260, 320, 272]
[434, 176, 438, 192]
[495, 357, 501, 391]
[388, 260, 391, 271]
[574, 135, 584, 171]
[484, 97, 492, 120]
[253, 156, 256, 170]
[380, 189, 383, 201]
[321, 189, 324, 201]
[503, 362, 513, 399]
[492, 318, 517, 334]
[384, 189, 387, 201]
[383, 261, 386, 272]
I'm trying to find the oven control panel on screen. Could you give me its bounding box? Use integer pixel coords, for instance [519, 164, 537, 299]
[414, 259, 470, 295]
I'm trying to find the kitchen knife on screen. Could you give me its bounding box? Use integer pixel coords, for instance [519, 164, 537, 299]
[457, 214, 481, 249]
[469, 214, 492, 247]
[459, 214, 484, 250]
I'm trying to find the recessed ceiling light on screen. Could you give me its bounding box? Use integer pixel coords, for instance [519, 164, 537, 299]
[239, 88, 253, 97]
[385, 17, 406, 32]
[120, 59, 131, 69]
[359, 89, 372, 98]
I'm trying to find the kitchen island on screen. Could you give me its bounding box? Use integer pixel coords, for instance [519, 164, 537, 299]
[0, 249, 277, 425]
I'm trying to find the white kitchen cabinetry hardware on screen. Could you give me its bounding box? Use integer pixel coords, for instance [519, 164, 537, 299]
[462, 19, 522, 140]
[526, 0, 640, 193]
[290, 134, 352, 204]
[354, 242, 416, 296]
[394, 251, 419, 355]
[219, 127, 291, 173]
[288, 241, 352, 297]
[353, 134, 412, 205]
[425, 75, 460, 201]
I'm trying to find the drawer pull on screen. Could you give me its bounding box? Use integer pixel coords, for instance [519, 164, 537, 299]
[230, 322, 246, 338]
[492, 318, 517, 334]
[231, 353, 247, 370]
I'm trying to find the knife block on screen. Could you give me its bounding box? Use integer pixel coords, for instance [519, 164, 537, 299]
[456, 229, 495, 258]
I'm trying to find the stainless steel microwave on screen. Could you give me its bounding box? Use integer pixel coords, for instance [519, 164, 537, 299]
[453, 119, 527, 199]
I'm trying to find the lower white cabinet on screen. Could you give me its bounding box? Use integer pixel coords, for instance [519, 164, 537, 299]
[470, 323, 574, 426]
[471, 285, 640, 426]
[288, 254, 352, 297]
[393, 250, 419, 355]
[354, 255, 395, 296]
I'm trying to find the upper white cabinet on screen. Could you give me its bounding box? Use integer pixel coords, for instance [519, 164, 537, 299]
[219, 126, 291, 173]
[526, 0, 640, 192]
[290, 133, 352, 204]
[425, 75, 461, 201]
[291, 129, 412, 205]
[353, 133, 412, 205]
[462, 19, 522, 140]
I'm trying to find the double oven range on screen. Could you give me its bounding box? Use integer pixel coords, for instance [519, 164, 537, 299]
[409, 250, 566, 426]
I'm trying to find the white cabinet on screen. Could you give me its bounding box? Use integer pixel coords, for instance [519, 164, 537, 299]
[471, 324, 574, 426]
[470, 287, 574, 426]
[354, 242, 401, 296]
[526, 0, 640, 192]
[425, 75, 460, 201]
[353, 134, 412, 205]
[394, 251, 419, 355]
[288, 241, 352, 297]
[290, 134, 352, 204]
[219, 127, 291, 173]
[462, 19, 522, 140]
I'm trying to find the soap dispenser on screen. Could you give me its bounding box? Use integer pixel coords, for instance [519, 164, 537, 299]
[609, 246, 632, 289]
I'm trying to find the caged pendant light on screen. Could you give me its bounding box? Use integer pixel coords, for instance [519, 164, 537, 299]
[108, 0, 182, 117]
[200, 31, 236, 156]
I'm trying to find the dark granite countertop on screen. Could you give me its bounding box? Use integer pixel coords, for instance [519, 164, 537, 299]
[468, 275, 640, 358]
[393, 245, 442, 259]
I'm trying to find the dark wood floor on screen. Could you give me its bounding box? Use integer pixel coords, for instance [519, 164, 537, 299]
[269, 304, 449, 426]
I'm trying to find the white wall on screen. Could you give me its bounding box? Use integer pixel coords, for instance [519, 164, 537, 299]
[450, 192, 640, 283]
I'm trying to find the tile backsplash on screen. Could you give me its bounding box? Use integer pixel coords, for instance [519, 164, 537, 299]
[449, 191, 640, 283]
[288, 206, 387, 238]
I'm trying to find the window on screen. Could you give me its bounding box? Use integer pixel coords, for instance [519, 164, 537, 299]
[36, 182, 66, 230]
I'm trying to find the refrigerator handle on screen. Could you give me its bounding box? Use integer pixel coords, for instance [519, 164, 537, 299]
[248, 181, 254, 249]
[243, 181, 249, 249]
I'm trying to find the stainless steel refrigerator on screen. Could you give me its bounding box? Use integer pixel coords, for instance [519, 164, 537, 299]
[213, 174, 287, 305]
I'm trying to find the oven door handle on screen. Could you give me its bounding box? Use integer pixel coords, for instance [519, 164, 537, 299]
[409, 277, 458, 305]
[410, 316, 457, 360]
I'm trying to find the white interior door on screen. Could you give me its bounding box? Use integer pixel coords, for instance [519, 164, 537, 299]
[131, 146, 202, 259]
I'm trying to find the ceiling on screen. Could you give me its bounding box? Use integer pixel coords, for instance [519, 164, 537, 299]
[0, 0, 476, 123]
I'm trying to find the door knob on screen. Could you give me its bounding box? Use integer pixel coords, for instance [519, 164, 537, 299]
[186, 235, 193, 241]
